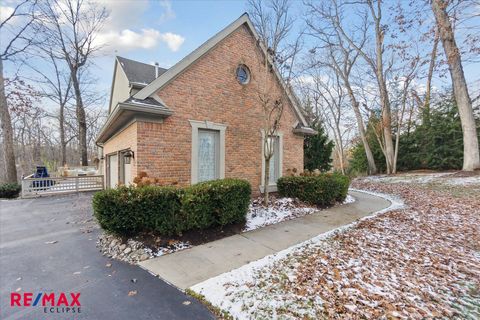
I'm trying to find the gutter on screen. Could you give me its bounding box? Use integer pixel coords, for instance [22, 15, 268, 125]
[96, 102, 173, 144]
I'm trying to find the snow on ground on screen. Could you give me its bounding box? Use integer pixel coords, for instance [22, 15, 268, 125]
[191, 180, 480, 319]
[363, 172, 480, 186]
[244, 197, 316, 231]
[244, 195, 356, 232]
[343, 194, 356, 204]
[144, 240, 192, 257]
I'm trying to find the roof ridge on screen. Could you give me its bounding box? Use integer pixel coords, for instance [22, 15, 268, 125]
[116, 56, 167, 71]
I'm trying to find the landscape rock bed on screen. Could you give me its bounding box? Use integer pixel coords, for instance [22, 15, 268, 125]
[97, 233, 191, 264]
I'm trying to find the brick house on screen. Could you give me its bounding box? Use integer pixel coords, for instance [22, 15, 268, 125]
[96, 13, 314, 193]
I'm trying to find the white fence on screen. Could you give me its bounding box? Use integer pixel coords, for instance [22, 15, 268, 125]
[21, 175, 104, 198]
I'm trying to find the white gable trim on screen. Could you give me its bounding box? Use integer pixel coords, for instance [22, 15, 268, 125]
[134, 13, 309, 127]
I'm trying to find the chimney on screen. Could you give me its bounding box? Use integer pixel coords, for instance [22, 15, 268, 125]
[154, 62, 159, 78]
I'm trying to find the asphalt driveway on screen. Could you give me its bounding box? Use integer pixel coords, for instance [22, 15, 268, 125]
[0, 192, 213, 320]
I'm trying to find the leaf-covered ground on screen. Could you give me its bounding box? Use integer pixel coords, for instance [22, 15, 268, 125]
[193, 174, 480, 319]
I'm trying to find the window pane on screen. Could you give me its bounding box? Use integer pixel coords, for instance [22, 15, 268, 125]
[198, 130, 219, 182]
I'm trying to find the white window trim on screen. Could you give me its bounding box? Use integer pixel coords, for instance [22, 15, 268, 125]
[189, 120, 227, 184]
[260, 130, 283, 193]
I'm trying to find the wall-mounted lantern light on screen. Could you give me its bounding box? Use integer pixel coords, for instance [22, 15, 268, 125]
[123, 150, 134, 164]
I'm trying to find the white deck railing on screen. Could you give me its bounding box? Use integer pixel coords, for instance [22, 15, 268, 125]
[21, 175, 104, 198]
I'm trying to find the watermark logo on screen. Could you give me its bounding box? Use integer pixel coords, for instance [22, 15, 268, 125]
[10, 292, 81, 314]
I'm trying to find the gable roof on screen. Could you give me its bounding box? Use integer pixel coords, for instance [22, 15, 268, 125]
[116, 56, 167, 86]
[133, 13, 311, 129]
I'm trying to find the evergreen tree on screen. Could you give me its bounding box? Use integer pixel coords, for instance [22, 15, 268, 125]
[304, 123, 334, 172]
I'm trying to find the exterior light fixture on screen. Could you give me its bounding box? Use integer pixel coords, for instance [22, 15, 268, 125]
[123, 150, 134, 164]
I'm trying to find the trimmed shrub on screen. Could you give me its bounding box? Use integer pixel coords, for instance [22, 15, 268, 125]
[182, 179, 252, 229]
[0, 183, 21, 199]
[92, 186, 182, 236]
[92, 178, 251, 237]
[277, 173, 350, 206]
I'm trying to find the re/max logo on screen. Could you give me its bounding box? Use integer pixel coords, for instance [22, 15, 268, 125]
[10, 292, 81, 307]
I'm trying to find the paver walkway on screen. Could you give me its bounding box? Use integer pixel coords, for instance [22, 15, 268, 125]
[140, 190, 391, 290]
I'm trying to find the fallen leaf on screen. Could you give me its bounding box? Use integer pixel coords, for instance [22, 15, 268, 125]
[45, 241, 58, 244]
[128, 290, 137, 296]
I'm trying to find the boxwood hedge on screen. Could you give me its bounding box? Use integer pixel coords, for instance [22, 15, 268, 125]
[92, 178, 251, 236]
[277, 173, 350, 206]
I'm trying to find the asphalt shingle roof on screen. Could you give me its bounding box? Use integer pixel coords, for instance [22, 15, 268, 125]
[117, 56, 167, 85]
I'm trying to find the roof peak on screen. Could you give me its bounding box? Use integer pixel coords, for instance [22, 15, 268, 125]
[116, 56, 164, 69]
[116, 56, 167, 85]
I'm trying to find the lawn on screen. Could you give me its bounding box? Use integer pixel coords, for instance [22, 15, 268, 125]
[192, 173, 480, 319]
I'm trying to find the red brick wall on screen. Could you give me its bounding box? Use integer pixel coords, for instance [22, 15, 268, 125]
[135, 25, 304, 191]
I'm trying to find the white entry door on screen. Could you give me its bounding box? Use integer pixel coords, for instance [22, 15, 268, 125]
[108, 154, 118, 188]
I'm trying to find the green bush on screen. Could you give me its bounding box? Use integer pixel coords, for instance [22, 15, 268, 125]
[277, 173, 350, 206]
[92, 186, 182, 236]
[92, 178, 251, 237]
[182, 179, 251, 229]
[0, 183, 21, 199]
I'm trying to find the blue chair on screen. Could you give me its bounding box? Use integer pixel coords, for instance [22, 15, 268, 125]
[32, 166, 55, 189]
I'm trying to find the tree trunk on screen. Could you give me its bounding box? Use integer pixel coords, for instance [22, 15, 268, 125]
[332, 127, 345, 174]
[346, 85, 377, 174]
[423, 29, 439, 127]
[0, 59, 18, 182]
[377, 65, 395, 175]
[393, 87, 408, 174]
[71, 70, 88, 166]
[59, 102, 66, 166]
[431, 0, 480, 171]
[371, 2, 394, 174]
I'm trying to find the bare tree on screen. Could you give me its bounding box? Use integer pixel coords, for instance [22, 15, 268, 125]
[248, 0, 302, 205]
[5, 76, 43, 176]
[305, 0, 378, 174]
[37, 0, 107, 166]
[248, 0, 302, 82]
[310, 69, 350, 174]
[327, 0, 396, 173]
[0, 0, 38, 182]
[431, 0, 480, 171]
[392, 64, 418, 173]
[28, 49, 73, 166]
